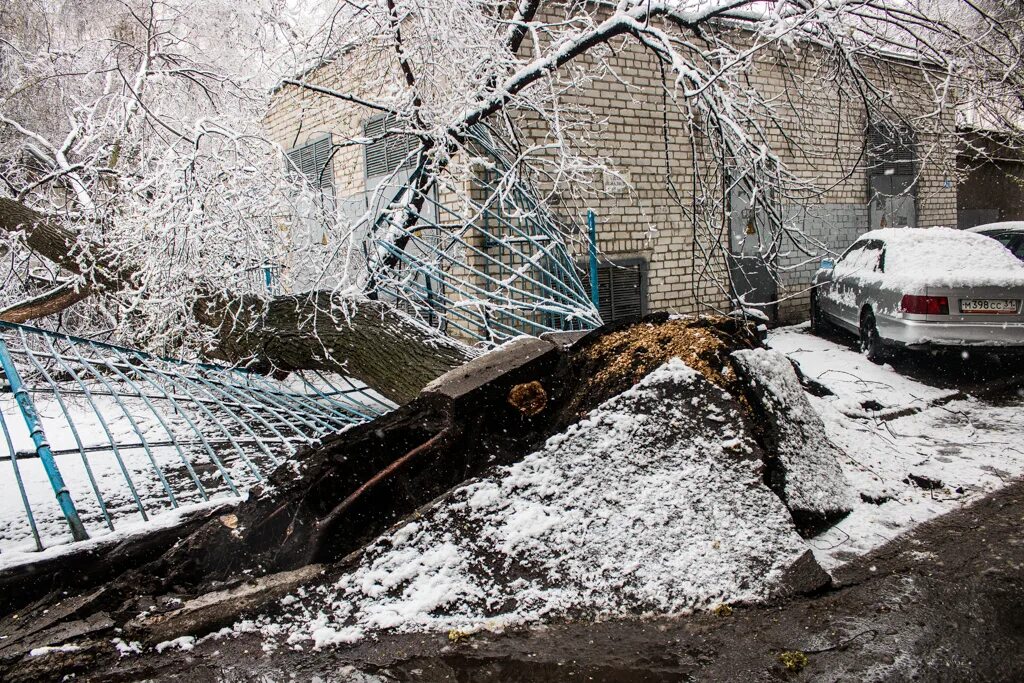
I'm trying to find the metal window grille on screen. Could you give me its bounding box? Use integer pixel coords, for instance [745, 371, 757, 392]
[363, 126, 602, 344]
[364, 115, 418, 179]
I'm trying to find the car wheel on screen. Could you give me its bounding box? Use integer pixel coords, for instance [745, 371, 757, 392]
[859, 309, 886, 363]
[810, 291, 830, 335]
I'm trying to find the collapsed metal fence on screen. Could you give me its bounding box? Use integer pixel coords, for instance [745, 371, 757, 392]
[0, 320, 392, 559]
[366, 127, 603, 343]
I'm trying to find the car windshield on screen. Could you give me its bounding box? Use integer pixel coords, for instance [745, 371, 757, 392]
[835, 239, 884, 277]
[976, 231, 1024, 262]
[1009, 237, 1024, 261]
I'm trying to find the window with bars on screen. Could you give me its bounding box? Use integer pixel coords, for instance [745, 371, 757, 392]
[286, 134, 335, 193]
[363, 114, 419, 179]
[595, 258, 647, 322]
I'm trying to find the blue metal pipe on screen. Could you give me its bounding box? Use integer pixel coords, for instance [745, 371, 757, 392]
[0, 338, 89, 541]
[587, 210, 600, 311]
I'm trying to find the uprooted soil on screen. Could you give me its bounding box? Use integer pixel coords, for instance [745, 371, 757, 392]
[559, 317, 749, 422]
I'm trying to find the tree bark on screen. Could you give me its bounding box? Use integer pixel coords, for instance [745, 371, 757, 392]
[0, 197, 474, 403]
[0, 281, 94, 323]
[0, 198, 136, 291]
[195, 291, 474, 404]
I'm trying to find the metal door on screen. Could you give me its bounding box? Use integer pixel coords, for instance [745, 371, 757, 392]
[728, 179, 778, 321]
[869, 174, 916, 229]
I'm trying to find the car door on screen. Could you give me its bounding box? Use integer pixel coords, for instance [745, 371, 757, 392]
[820, 240, 866, 330]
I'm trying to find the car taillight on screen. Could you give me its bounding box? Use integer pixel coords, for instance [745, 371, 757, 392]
[900, 294, 949, 315]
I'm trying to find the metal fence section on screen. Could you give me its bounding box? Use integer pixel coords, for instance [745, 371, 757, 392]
[365, 128, 603, 343]
[0, 320, 392, 558]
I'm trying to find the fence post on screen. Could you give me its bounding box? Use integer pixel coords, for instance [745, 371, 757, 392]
[0, 338, 89, 541]
[587, 210, 600, 310]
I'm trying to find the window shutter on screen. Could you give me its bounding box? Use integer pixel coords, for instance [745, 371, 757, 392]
[596, 260, 646, 322]
[363, 114, 418, 179]
[286, 134, 334, 191]
[597, 266, 613, 322]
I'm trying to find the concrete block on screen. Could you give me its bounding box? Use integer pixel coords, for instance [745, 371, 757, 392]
[421, 336, 557, 400]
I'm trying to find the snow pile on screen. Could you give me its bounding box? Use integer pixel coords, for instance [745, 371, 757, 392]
[852, 227, 1024, 289]
[732, 348, 854, 529]
[272, 359, 812, 646]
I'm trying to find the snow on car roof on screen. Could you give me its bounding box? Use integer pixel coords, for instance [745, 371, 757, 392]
[859, 226, 1024, 288]
[966, 221, 1024, 234]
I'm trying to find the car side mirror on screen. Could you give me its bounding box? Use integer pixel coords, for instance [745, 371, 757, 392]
[819, 258, 835, 271]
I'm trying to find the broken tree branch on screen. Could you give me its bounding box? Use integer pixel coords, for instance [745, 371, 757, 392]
[0, 281, 93, 323]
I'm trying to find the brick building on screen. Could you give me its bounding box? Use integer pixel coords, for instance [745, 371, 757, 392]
[264, 24, 958, 329]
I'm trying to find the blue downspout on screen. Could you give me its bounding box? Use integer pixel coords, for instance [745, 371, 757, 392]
[0, 338, 89, 541]
[263, 265, 274, 294]
[587, 210, 600, 310]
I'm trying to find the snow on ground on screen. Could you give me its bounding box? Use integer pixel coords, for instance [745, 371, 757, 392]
[768, 325, 1024, 569]
[0, 390, 271, 560]
[267, 359, 810, 647]
[769, 324, 958, 418]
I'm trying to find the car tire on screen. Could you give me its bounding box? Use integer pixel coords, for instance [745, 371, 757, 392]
[810, 291, 830, 335]
[859, 309, 886, 364]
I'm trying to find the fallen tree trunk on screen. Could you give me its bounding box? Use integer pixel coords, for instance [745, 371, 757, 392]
[194, 290, 475, 404]
[0, 197, 472, 403]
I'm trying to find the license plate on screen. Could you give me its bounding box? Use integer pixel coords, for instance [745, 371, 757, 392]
[959, 299, 1020, 314]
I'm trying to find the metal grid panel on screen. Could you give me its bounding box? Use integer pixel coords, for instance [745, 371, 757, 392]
[365, 128, 602, 343]
[0, 321, 392, 558]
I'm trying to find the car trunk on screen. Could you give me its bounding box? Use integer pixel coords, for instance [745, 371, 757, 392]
[924, 284, 1024, 323]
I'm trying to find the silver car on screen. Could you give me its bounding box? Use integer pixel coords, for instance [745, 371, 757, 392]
[967, 221, 1024, 262]
[811, 227, 1024, 361]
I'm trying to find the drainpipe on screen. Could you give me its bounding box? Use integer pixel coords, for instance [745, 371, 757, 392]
[587, 210, 600, 310]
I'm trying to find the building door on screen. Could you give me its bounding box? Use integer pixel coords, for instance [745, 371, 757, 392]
[869, 174, 916, 229]
[727, 178, 778, 321]
[867, 122, 917, 230]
